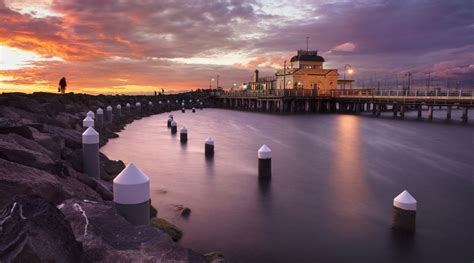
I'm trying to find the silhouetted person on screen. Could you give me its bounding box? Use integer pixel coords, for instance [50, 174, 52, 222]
[154, 91, 157, 96]
[58, 77, 67, 94]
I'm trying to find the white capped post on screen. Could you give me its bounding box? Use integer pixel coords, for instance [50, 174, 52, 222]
[171, 120, 177, 134]
[113, 163, 150, 225]
[82, 127, 100, 179]
[180, 126, 188, 143]
[192, 107, 196, 113]
[96, 108, 104, 128]
[182, 107, 185, 113]
[136, 102, 141, 113]
[83, 116, 94, 129]
[258, 144, 272, 179]
[205, 137, 214, 157]
[392, 190, 417, 232]
[126, 103, 131, 113]
[106, 105, 113, 123]
[87, 110, 95, 119]
[200, 101, 203, 110]
[116, 104, 122, 117]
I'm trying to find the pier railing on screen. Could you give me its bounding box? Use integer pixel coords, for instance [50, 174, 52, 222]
[215, 89, 323, 98]
[331, 89, 474, 102]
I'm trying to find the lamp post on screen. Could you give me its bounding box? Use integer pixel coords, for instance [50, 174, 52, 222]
[209, 77, 215, 89]
[283, 60, 287, 91]
[344, 64, 353, 89]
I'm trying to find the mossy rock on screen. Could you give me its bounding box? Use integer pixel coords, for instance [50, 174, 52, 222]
[204, 252, 225, 262]
[180, 207, 191, 217]
[150, 218, 182, 241]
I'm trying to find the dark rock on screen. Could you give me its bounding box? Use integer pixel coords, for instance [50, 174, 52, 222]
[150, 218, 183, 241]
[0, 158, 101, 209]
[0, 118, 33, 139]
[0, 136, 55, 171]
[150, 203, 158, 218]
[60, 199, 207, 262]
[181, 207, 191, 217]
[0, 195, 89, 262]
[205, 252, 227, 262]
[74, 173, 113, 201]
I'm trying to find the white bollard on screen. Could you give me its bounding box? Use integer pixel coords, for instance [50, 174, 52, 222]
[392, 190, 417, 232]
[126, 103, 131, 113]
[136, 102, 141, 113]
[171, 120, 177, 134]
[82, 127, 100, 179]
[159, 101, 162, 105]
[96, 108, 104, 128]
[192, 107, 196, 113]
[258, 144, 272, 179]
[106, 105, 113, 123]
[180, 127, 188, 143]
[83, 116, 94, 128]
[87, 110, 95, 119]
[175, 100, 178, 103]
[113, 163, 150, 225]
[116, 104, 122, 117]
[182, 107, 185, 113]
[168, 113, 173, 119]
[205, 137, 214, 156]
[200, 101, 203, 110]
[167, 117, 172, 128]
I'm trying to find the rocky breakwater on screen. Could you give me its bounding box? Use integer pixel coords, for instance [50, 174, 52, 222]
[0, 91, 224, 262]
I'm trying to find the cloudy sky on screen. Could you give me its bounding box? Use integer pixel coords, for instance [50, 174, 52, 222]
[0, 0, 472, 94]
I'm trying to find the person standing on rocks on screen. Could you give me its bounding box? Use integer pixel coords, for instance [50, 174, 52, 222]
[58, 77, 67, 94]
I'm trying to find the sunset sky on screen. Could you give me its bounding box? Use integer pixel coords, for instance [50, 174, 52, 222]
[0, 0, 473, 94]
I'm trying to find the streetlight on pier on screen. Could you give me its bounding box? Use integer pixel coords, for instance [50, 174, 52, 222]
[343, 64, 353, 89]
[209, 77, 215, 89]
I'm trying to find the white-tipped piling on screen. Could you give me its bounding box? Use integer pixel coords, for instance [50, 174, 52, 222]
[171, 120, 177, 134]
[82, 127, 100, 179]
[167, 117, 172, 128]
[87, 110, 95, 119]
[126, 103, 131, 113]
[83, 116, 94, 128]
[205, 137, 214, 157]
[106, 105, 113, 123]
[258, 144, 272, 179]
[96, 108, 104, 128]
[200, 101, 203, 110]
[136, 102, 141, 113]
[392, 190, 417, 232]
[116, 104, 122, 117]
[113, 163, 150, 225]
[192, 107, 196, 113]
[180, 127, 188, 142]
[182, 107, 185, 113]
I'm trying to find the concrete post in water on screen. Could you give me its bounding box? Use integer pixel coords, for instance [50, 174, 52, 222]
[182, 107, 185, 113]
[258, 144, 272, 179]
[192, 107, 196, 113]
[200, 101, 203, 110]
[167, 117, 172, 128]
[116, 104, 122, 117]
[126, 103, 131, 113]
[82, 127, 100, 179]
[83, 116, 94, 129]
[180, 127, 188, 143]
[87, 110, 95, 119]
[428, 106, 433, 120]
[205, 137, 214, 156]
[392, 190, 416, 232]
[148, 101, 153, 112]
[136, 102, 141, 113]
[96, 108, 104, 128]
[168, 113, 173, 120]
[113, 163, 150, 225]
[171, 120, 177, 134]
[106, 105, 113, 123]
[446, 106, 452, 120]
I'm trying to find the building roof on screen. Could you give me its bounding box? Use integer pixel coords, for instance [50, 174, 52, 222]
[275, 68, 338, 76]
[290, 50, 325, 62]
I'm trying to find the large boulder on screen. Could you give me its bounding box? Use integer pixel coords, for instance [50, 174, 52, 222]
[0, 158, 102, 209]
[0, 135, 55, 171]
[0, 195, 89, 262]
[60, 199, 208, 262]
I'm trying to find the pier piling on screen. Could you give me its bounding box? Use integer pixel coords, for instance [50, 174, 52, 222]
[116, 104, 122, 117]
[82, 127, 100, 179]
[82, 116, 94, 129]
[106, 105, 113, 123]
[171, 120, 177, 134]
[136, 102, 142, 113]
[258, 144, 272, 179]
[113, 163, 150, 225]
[126, 103, 131, 113]
[180, 127, 188, 143]
[86, 110, 95, 119]
[392, 190, 417, 232]
[96, 108, 104, 128]
[205, 137, 214, 157]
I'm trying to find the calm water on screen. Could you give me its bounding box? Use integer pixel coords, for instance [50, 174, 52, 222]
[101, 108, 474, 263]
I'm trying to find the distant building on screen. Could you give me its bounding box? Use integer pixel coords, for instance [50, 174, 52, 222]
[243, 50, 353, 93]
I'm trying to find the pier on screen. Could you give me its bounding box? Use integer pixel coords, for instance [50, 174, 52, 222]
[214, 89, 474, 122]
